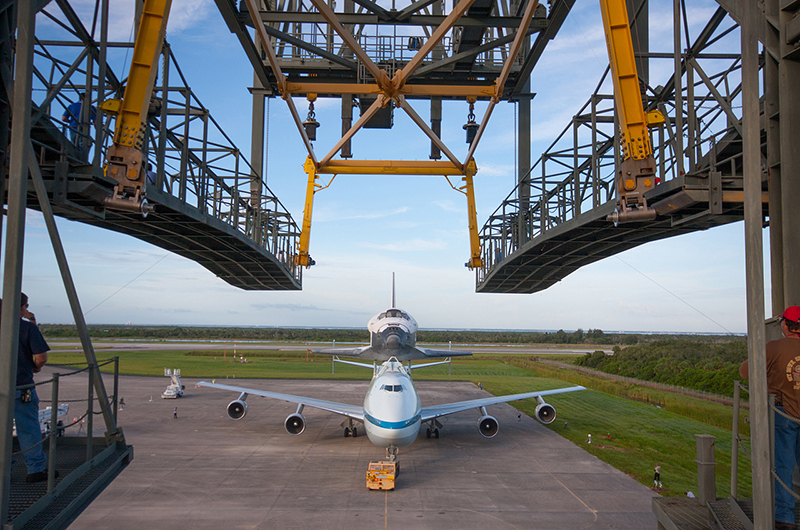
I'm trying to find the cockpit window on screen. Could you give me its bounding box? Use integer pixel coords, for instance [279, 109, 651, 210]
[380, 384, 404, 392]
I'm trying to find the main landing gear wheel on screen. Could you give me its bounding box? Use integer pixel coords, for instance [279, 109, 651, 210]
[344, 427, 351, 437]
[352, 427, 358, 438]
[426, 428, 431, 439]
[434, 429, 439, 439]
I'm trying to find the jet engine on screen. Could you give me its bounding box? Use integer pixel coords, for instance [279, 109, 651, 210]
[284, 413, 306, 435]
[477, 415, 499, 438]
[227, 399, 247, 420]
[535, 401, 556, 424]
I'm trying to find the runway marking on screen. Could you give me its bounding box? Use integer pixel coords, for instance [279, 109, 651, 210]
[509, 435, 599, 529]
[453, 509, 522, 529]
[385, 490, 389, 530]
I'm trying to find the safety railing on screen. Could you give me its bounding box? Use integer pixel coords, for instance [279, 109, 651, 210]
[12, 358, 121, 492]
[31, 1, 302, 283]
[732, 382, 800, 516]
[476, 6, 748, 285]
[268, 23, 519, 69]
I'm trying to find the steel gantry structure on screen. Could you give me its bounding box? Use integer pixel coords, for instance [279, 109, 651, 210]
[216, 0, 576, 268]
[25, 0, 303, 291]
[476, 2, 760, 294]
[474, 1, 800, 529]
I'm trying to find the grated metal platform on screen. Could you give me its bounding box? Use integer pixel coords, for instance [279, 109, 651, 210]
[708, 498, 753, 530]
[653, 496, 715, 530]
[6, 437, 132, 530]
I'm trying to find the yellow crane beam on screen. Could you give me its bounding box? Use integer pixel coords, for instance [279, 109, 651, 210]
[103, 0, 172, 215]
[599, 0, 664, 223]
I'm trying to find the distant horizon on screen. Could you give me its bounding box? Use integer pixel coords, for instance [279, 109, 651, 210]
[39, 322, 746, 337]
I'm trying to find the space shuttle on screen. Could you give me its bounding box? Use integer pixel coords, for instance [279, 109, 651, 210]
[313, 275, 472, 361]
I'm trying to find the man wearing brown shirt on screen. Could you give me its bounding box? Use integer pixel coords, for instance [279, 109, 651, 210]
[740, 306, 800, 530]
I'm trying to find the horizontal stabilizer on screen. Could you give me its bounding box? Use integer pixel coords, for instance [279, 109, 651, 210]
[314, 345, 472, 361]
[313, 346, 371, 357]
[416, 347, 472, 358]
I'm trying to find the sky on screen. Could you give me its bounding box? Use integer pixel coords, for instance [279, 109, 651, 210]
[10, 0, 769, 333]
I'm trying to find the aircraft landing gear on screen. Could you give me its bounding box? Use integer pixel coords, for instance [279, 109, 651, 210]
[425, 422, 440, 439]
[386, 445, 399, 461]
[342, 420, 360, 438]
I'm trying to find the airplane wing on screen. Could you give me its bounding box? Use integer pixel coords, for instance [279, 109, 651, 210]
[312, 346, 371, 357]
[419, 385, 585, 422]
[415, 347, 472, 358]
[196, 381, 364, 420]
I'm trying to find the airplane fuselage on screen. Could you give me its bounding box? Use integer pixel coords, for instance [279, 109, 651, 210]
[362, 358, 421, 448]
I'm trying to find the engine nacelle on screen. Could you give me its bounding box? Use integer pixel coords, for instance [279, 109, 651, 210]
[284, 413, 306, 435]
[227, 399, 247, 420]
[535, 402, 556, 424]
[477, 415, 499, 438]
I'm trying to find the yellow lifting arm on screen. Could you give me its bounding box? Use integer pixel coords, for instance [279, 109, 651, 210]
[103, 0, 172, 214]
[599, 0, 662, 223]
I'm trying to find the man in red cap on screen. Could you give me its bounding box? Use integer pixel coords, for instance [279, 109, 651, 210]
[741, 306, 800, 530]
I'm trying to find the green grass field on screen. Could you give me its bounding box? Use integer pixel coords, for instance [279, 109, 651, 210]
[48, 347, 752, 498]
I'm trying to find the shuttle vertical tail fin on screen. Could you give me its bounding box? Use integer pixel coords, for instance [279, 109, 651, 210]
[392, 272, 396, 308]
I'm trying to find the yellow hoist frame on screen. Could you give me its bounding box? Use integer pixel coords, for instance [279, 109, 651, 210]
[297, 157, 481, 269]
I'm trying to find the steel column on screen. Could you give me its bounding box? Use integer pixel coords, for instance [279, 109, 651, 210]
[741, 2, 771, 529]
[517, 79, 531, 249]
[672, 0, 684, 176]
[250, 68, 266, 204]
[29, 154, 119, 436]
[777, 1, 800, 306]
[0, 0, 35, 522]
[765, 0, 784, 316]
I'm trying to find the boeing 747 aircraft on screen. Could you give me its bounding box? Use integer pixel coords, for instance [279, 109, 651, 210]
[197, 294, 584, 459]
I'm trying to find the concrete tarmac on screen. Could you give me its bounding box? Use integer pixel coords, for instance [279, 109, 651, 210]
[52, 370, 656, 529]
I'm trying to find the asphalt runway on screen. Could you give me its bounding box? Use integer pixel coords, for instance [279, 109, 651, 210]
[48, 340, 612, 356]
[43, 368, 655, 530]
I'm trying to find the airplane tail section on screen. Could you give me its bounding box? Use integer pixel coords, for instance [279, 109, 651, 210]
[391, 272, 396, 309]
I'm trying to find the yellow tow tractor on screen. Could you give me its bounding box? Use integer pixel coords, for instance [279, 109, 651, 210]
[366, 460, 399, 490]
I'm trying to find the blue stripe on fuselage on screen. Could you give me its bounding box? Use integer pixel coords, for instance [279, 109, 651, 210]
[364, 412, 420, 430]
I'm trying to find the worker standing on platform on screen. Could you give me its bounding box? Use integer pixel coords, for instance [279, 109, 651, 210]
[9, 294, 56, 483]
[61, 92, 96, 146]
[741, 306, 800, 530]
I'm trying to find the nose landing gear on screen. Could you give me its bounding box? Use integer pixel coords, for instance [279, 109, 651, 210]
[425, 427, 439, 439]
[425, 419, 442, 439]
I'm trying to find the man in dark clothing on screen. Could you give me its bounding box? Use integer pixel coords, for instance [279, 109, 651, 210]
[11, 293, 53, 483]
[740, 306, 800, 530]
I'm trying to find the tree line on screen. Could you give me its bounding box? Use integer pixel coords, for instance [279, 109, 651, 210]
[574, 338, 748, 396]
[39, 324, 740, 346]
